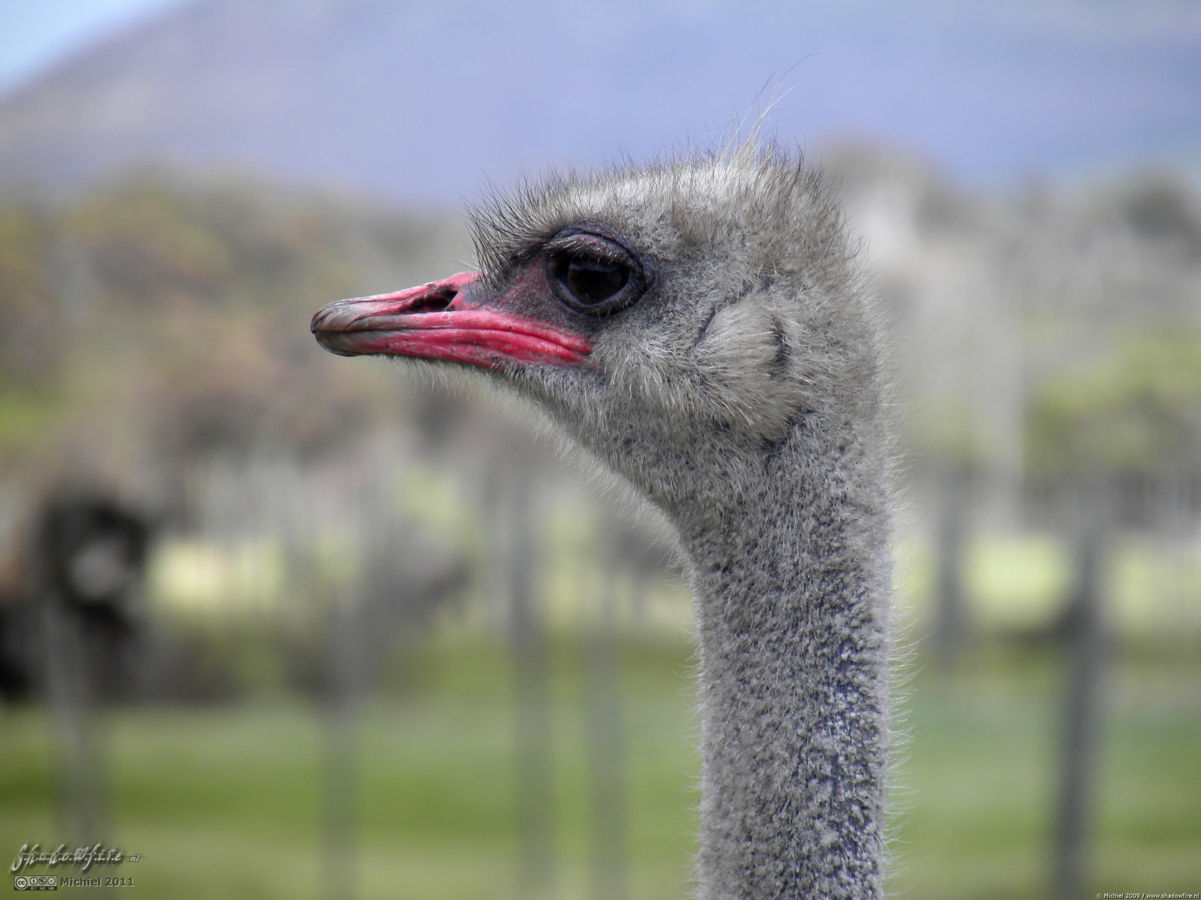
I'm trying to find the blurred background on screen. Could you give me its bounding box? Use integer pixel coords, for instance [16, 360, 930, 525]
[1, 2, 1199, 898]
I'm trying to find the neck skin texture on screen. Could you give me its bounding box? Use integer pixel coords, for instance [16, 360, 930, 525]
[679, 425, 891, 900]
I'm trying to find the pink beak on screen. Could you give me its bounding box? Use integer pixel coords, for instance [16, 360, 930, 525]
[311, 272, 591, 369]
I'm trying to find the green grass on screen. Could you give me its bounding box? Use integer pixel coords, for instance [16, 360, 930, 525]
[2, 638, 1198, 899]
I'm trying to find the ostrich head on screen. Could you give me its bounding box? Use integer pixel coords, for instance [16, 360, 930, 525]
[312, 146, 882, 523]
[313, 145, 896, 899]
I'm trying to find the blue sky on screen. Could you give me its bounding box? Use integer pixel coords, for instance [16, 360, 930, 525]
[0, 0, 185, 92]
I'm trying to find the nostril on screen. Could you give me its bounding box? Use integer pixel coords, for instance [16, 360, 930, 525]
[405, 285, 458, 314]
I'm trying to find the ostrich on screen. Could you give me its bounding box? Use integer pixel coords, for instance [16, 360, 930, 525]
[312, 144, 894, 899]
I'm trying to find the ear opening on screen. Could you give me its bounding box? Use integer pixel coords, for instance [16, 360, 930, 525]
[693, 299, 815, 437]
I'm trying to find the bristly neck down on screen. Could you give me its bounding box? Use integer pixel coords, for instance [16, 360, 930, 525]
[679, 426, 892, 900]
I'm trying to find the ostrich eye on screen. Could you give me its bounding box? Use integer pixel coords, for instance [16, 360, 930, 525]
[557, 256, 628, 305]
[545, 229, 645, 316]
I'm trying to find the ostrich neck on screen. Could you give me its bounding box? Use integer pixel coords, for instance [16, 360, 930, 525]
[680, 433, 891, 900]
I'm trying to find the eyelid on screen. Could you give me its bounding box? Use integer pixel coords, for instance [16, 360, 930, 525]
[545, 229, 633, 265]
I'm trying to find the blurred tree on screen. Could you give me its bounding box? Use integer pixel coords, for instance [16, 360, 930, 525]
[0, 174, 468, 483]
[0, 207, 58, 382]
[1026, 330, 1201, 488]
[1108, 171, 1201, 255]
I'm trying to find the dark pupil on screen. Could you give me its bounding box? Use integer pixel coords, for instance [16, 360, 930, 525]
[564, 256, 628, 305]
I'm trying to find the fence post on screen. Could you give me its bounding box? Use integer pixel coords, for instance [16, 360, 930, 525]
[1053, 494, 1107, 897]
[933, 468, 969, 666]
[586, 530, 627, 900]
[500, 460, 556, 898]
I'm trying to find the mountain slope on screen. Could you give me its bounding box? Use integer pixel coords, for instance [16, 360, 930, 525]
[1, 0, 1199, 204]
